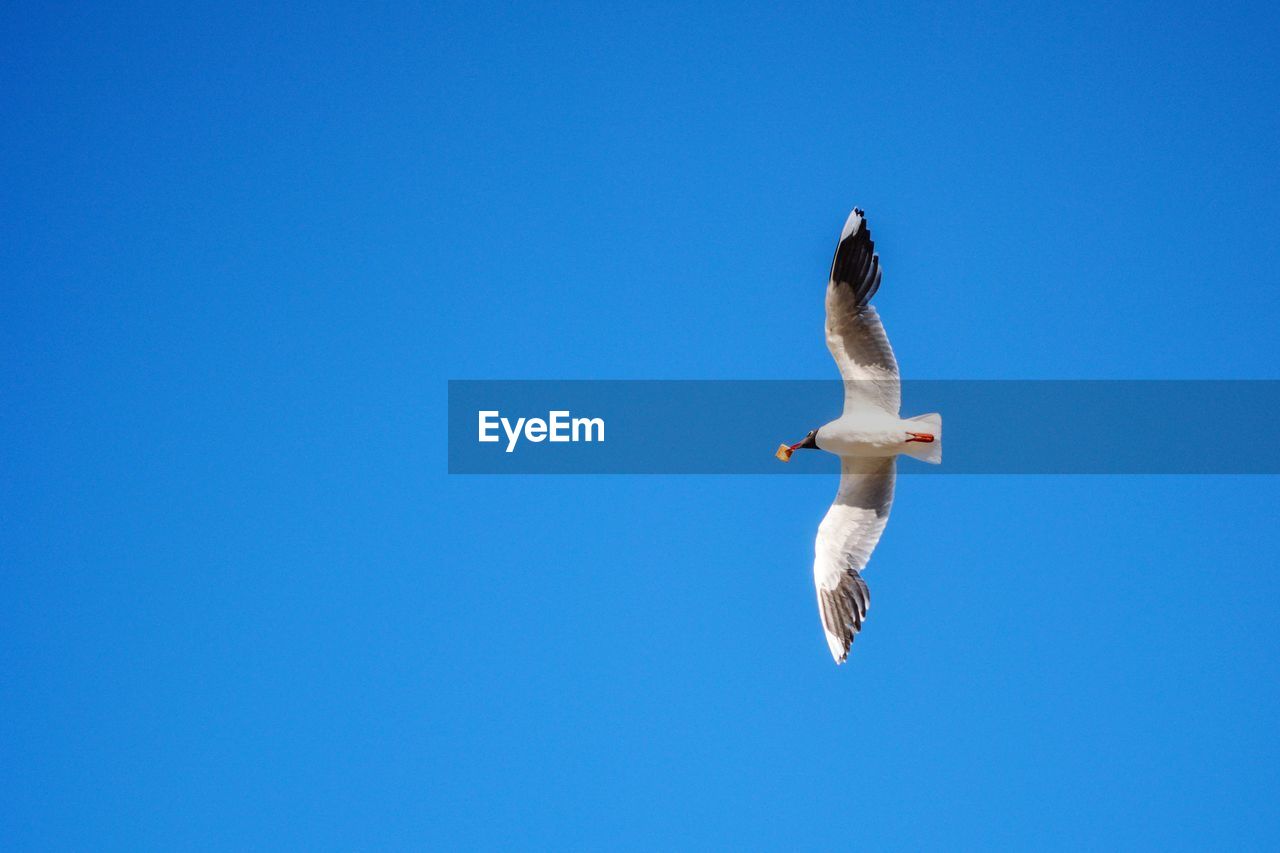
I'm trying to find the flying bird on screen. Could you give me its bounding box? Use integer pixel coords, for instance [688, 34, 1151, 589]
[776, 209, 942, 663]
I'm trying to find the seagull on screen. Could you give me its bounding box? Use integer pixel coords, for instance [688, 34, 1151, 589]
[775, 208, 942, 663]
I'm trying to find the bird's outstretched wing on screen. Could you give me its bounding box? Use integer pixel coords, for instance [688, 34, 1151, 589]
[825, 209, 900, 416]
[813, 456, 896, 663]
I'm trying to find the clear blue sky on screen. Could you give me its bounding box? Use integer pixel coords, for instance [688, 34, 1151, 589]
[4, 1, 1280, 848]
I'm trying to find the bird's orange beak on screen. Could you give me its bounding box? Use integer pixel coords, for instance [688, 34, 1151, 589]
[776, 438, 810, 462]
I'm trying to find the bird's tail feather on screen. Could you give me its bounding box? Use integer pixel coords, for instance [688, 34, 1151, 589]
[901, 412, 942, 464]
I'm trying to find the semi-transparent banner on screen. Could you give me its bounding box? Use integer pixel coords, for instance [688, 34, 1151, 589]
[447, 380, 1280, 474]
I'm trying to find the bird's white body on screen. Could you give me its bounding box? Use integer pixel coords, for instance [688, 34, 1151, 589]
[792, 208, 942, 663]
[816, 408, 938, 459]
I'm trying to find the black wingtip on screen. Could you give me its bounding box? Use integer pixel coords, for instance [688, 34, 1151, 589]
[820, 568, 871, 664]
[828, 211, 881, 308]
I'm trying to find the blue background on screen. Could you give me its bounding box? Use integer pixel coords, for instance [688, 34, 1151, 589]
[4, 1, 1279, 848]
